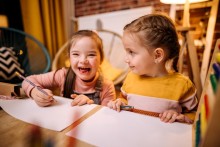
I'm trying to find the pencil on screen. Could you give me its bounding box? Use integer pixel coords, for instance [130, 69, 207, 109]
[15, 72, 49, 96]
[120, 105, 134, 111]
[120, 105, 160, 117]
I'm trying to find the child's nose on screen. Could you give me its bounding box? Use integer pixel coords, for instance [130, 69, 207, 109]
[124, 55, 129, 63]
[79, 56, 88, 63]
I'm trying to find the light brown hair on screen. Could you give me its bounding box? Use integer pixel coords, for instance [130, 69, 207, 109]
[124, 13, 180, 72]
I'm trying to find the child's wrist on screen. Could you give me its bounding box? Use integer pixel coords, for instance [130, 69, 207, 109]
[117, 98, 128, 105]
[29, 87, 35, 99]
[183, 115, 193, 124]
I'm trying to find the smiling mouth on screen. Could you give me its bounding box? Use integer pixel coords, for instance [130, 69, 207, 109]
[78, 67, 91, 73]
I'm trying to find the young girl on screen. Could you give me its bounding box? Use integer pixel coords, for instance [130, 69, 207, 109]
[22, 30, 116, 107]
[107, 13, 198, 124]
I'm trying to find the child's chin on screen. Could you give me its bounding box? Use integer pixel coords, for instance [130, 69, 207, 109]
[131, 70, 139, 75]
[78, 74, 96, 82]
[81, 77, 95, 82]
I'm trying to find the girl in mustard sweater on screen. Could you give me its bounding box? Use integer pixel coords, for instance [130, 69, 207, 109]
[107, 13, 198, 124]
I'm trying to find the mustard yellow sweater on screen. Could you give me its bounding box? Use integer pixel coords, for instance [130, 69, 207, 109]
[119, 72, 198, 120]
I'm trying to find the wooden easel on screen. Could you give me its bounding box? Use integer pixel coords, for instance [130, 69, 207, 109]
[177, 26, 202, 99]
[193, 39, 220, 147]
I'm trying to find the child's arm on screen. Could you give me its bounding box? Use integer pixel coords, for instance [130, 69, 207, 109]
[22, 68, 67, 106]
[21, 72, 56, 107]
[177, 79, 198, 123]
[99, 79, 116, 106]
[22, 68, 67, 98]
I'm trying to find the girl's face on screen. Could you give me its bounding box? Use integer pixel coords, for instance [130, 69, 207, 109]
[122, 32, 155, 76]
[69, 37, 101, 81]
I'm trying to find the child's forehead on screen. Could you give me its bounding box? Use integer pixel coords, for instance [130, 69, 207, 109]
[70, 46, 99, 52]
[76, 36, 95, 43]
[70, 44, 99, 54]
[123, 32, 142, 44]
[71, 37, 97, 47]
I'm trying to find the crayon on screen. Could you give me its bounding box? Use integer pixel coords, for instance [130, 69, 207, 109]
[210, 74, 217, 93]
[120, 105, 134, 111]
[212, 63, 220, 80]
[216, 52, 220, 63]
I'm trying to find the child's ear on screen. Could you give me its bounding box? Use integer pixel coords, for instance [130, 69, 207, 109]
[154, 48, 164, 63]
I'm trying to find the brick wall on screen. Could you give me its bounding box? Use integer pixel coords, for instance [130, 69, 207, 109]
[75, 0, 170, 17]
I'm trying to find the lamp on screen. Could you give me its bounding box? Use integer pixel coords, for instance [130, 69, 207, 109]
[160, 0, 208, 4]
[160, 0, 209, 27]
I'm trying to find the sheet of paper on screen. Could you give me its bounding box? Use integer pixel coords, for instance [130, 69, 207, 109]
[66, 107, 192, 147]
[0, 96, 97, 131]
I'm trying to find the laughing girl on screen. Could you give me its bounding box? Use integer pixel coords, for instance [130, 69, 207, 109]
[22, 30, 116, 107]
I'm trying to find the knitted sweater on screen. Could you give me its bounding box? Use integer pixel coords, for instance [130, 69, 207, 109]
[120, 72, 198, 120]
[22, 68, 116, 106]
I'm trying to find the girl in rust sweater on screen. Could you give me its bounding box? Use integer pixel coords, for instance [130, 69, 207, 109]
[22, 30, 116, 107]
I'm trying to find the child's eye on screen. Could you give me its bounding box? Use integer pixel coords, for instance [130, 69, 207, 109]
[88, 54, 96, 57]
[128, 50, 134, 55]
[72, 53, 79, 56]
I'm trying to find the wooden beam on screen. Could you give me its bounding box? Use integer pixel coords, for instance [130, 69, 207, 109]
[200, 0, 219, 86]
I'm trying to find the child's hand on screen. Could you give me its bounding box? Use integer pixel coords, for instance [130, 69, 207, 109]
[159, 110, 193, 124]
[31, 87, 54, 107]
[71, 94, 94, 106]
[175, 114, 193, 124]
[159, 109, 179, 123]
[107, 99, 125, 112]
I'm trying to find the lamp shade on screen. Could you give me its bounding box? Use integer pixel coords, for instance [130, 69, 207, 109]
[160, 0, 209, 4]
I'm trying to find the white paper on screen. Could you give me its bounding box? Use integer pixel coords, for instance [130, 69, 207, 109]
[66, 107, 192, 147]
[0, 96, 97, 131]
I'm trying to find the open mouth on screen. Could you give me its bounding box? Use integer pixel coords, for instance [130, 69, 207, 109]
[78, 67, 91, 73]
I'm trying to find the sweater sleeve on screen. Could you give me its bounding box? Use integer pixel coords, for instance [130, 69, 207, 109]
[100, 78, 116, 106]
[117, 75, 129, 104]
[179, 79, 198, 120]
[21, 68, 67, 97]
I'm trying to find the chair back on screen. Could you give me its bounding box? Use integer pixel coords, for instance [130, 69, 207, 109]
[0, 27, 51, 84]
